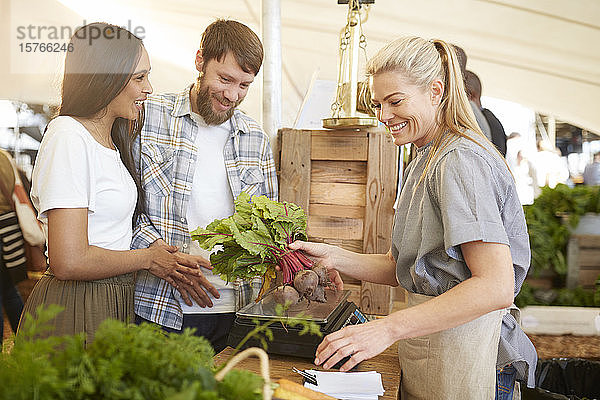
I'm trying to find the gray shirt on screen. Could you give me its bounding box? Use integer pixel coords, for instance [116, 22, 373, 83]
[583, 161, 600, 186]
[391, 133, 537, 386]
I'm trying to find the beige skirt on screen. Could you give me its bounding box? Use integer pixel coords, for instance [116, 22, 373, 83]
[18, 271, 135, 345]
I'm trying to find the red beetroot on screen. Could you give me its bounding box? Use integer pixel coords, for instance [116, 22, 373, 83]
[271, 285, 300, 305]
[308, 284, 327, 303]
[293, 269, 319, 299]
[311, 263, 329, 286]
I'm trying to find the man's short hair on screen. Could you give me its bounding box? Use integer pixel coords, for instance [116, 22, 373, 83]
[200, 19, 264, 75]
[452, 44, 467, 79]
[464, 70, 482, 100]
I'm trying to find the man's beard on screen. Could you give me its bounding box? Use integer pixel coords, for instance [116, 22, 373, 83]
[194, 74, 241, 125]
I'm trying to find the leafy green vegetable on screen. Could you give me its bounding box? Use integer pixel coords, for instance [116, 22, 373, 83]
[524, 184, 600, 278]
[217, 370, 264, 400]
[516, 281, 600, 308]
[2, 304, 324, 400]
[0, 305, 263, 400]
[191, 192, 315, 296]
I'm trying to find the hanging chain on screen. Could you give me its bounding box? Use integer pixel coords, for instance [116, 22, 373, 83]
[330, 0, 371, 118]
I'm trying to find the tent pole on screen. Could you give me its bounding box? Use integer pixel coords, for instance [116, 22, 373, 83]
[261, 0, 282, 148]
[548, 116, 556, 149]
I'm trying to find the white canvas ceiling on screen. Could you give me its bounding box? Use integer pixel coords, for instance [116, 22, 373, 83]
[1, 0, 599, 135]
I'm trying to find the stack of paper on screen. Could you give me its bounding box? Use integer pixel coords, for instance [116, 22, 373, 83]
[303, 370, 385, 400]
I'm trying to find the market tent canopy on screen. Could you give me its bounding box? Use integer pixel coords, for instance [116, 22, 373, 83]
[1, 0, 599, 135]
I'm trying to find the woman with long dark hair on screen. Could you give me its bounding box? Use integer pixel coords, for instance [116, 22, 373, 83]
[19, 23, 204, 343]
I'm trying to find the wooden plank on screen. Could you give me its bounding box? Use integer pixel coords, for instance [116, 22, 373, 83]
[361, 282, 393, 315]
[278, 130, 311, 213]
[578, 249, 600, 266]
[309, 203, 365, 219]
[566, 236, 580, 289]
[215, 346, 401, 400]
[311, 160, 367, 184]
[307, 215, 363, 240]
[308, 236, 364, 254]
[323, 239, 363, 253]
[578, 269, 600, 288]
[340, 274, 362, 286]
[310, 182, 366, 206]
[393, 286, 406, 302]
[311, 131, 368, 161]
[362, 130, 398, 254]
[574, 234, 600, 248]
[344, 282, 362, 305]
[360, 130, 399, 315]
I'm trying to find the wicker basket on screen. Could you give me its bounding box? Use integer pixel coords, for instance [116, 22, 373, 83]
[215, 347, 273, 400]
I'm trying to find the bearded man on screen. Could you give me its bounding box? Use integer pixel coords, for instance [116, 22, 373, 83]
[131, 19, 278, 352]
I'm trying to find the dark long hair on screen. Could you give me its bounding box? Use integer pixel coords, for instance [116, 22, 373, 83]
[58, 22, 146, 220]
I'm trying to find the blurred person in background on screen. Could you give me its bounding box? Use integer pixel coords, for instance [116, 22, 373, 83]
[583, 152, 600, 186]
[513, 151, 536, 205]
[0, 149, 26, 346]
[505, 132, 523, 172]
[453, 45, 492, 142]
[465, 70, 507, 157]
[533, 139, 569, 190]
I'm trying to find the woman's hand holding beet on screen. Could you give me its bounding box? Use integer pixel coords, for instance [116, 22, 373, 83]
[288, 241, 344, 291]
[288, 240, 335, 267]
[326, 269, 344, 291]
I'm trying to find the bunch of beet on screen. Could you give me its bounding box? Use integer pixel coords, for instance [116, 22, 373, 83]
[271, 263, 331, 304]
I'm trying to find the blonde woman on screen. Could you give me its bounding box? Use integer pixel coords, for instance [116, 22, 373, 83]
[290, 37, 537, 399]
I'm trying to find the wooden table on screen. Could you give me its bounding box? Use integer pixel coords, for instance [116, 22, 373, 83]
[215, 345, 400, 399]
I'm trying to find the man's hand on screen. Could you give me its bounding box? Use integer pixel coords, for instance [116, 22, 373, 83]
[173, 251, 212, 270]
[171, 269, 220, 307]
[148, 239, 219, 307]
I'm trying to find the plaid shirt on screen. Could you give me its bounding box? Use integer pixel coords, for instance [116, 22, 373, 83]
[131, 85, 278, 330]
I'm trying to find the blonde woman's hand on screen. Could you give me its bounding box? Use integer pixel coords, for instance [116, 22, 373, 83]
[327, 269, 344, 291]
[315, 318, 396, 371]
[288, 240, 344, 290]
[288, 240, 335, 267]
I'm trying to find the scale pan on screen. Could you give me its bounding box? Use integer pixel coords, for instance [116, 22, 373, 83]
[236, 289, 351, 324]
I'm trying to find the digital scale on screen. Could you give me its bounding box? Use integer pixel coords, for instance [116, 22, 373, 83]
[228, 289, 367, 362]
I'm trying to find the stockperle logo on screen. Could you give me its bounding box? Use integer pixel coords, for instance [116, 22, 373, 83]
[16, 20, 146, 43]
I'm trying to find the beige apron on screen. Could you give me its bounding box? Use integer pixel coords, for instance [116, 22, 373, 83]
[398, 292, 505, 400]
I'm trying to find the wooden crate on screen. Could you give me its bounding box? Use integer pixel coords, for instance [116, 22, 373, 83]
[567, 234, 600, 289]
[521, 305, 600, 336]
[278, 128, 398, 315]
